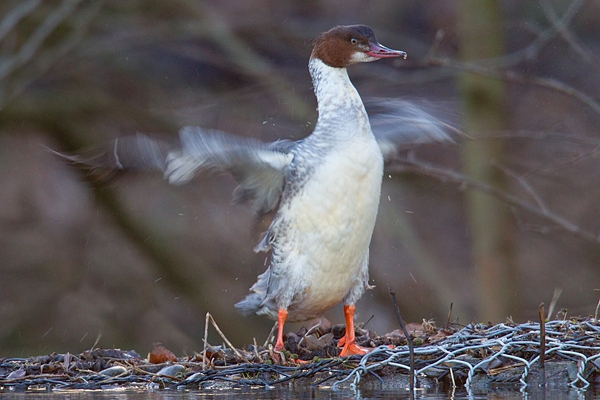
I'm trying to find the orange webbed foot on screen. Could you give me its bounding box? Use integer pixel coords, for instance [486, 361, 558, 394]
[339, 340, 370, 356]
[290, 357, 310, 364]
[270, 308, 288, 363]
[338, 304, 372, 357]
[274, 308, 288, 351]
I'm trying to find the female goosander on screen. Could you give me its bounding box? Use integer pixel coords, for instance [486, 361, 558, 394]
[59, 25, 453, 356]
[234, 25, 405, 356]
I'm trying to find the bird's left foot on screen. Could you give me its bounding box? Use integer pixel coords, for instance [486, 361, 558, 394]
[339, 339, 371, 356]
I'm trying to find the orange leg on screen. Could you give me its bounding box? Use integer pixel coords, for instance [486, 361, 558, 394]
[274, 308, 288, 352]
[339, 304, 370, 356]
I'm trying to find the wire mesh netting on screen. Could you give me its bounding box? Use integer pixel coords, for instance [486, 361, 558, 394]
[1, 318, 599, 393]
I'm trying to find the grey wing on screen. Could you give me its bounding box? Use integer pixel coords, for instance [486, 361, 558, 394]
[54, 127, 294, 215]
[367, 98, 461, 162]
[47, 133, 174, 181]
[166, 126, 294, 214]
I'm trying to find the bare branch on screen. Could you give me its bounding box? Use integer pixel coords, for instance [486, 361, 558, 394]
[421, 0, 586, 69]
[472, 130, 600, 146]
[538, 0, 593, 63]
[0, 0, 84, 81]
[0, 0, 41, 43]
[389, 157, 600, 245]
[493, 162, 549, 213]
[1, 1, 101, 107]
[503, 0, 586, 65]
[405, 0, 597, 120]
[425, 57, 600, 116]
[178, 0, 314, 122]
[522, 145, 600, 179]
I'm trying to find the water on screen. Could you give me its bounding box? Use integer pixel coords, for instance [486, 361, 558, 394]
[0, 387, 594, 399]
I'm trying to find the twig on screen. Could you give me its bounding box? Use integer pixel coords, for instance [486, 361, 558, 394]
[203, 312, 210, 370]
[206, 313, 250, 363]
[297, 320, 322, 348]
[449, 367, 456, 389]
[388, 285, 415, 391]
[446, 303, 453, 329]
[362, 314, 375, 330]
[264, 322, 277, 348]
[539, 303, 546, 387]
[90, 333, 102, 351]
[594, 289, 600, 323]
[253, 337, 260, 361]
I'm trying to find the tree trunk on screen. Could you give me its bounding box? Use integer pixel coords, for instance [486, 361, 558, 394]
[458, 1, 518, 323]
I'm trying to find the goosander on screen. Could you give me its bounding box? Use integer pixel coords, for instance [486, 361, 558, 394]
[57, 25, 454, 356]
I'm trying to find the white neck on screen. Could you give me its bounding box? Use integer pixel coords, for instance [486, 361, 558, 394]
[308, 58, 370, 137]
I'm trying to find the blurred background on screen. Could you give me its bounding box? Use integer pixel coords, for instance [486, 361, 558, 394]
[1, 0, 600, 357]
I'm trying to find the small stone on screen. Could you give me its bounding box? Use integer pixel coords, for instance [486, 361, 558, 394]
[156, 364, 186, 378]
[99, 365, 128, 377]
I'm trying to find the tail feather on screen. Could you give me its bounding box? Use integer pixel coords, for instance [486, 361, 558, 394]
[235, 267, 278, 319]
[234, 292, 265, 316]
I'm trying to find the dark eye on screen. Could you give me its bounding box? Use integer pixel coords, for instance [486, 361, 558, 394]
[350, 38, 358, 44]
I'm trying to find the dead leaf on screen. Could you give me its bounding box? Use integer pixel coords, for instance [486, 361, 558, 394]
[148, 344, 177, 364]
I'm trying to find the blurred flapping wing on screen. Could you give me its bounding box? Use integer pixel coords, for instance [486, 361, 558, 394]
[367, 98, 460, 161]
[166, 126, 294, 213]
[54, 127, 294, 214]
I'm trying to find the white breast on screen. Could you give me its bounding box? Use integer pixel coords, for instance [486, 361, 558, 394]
[280, 135, 383, 319]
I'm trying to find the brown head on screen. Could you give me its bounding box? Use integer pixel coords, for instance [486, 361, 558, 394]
[310, 25, 406, 68]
